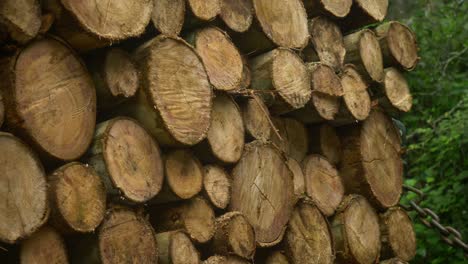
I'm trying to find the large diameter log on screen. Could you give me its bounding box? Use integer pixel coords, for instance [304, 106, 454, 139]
[20, 226, 68, 264]
[156, 231, 201, 264]
[87, 117, 164, 203]
[339, 110, 403, 209]
[331, 195, 381, 264]
[220, 0, 254, 33]
[48, 162, 106, 233]
[284, 200, 334, 264]
[0, 0, 41, 44]
[0, 133, 48, 244]
[240, 95, 272, 142]
[379, 207, 416, 262]
[1, 37, 96, 161]
[204, 255, 251, 264]
[203, 165, 231, 210]
[271, 117, 308, 162]
[265, 251, 289, 264]
[43, 0, 152, 52]
[287, 157, 306, 202]
[340, 0, 388, 31]
[250, 48, 311, 114]
[375, 21, 419, 71]
[302, 155, 344, 216]
[303, 0, 352, 18]
[127, 35, 212, 146]
[152, 0, 185, 36]
[377, 68, 413, 114]
[187, 0, 221, 21]
[230, 141, 295, 247]
[308, 124, 342, 166]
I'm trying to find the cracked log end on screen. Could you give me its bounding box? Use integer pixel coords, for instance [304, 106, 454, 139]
[165, 149, 204, 200]
[340, 64, 371, 121]
[241, 95, 272, 142]
[309, 124, 342, 166]
[381, 68, 413, 113]
[380, 207, 416, 262]
[220, 0, 254, 33]
[0, 0, 41, 44]
[188, 0, 220, 21]
[20, 226, 68, 264]
[271, 117, 308, 162]
[152, 0, 185, 36]
[155, 231, 201, 264]
[203, 165, 231, 210]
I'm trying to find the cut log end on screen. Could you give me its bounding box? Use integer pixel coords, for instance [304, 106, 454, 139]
[286, 157, 306, 201]
[183, 197, 216, 243]
[309, 124, 342, 165]
[241, 96, 272, 142]
[382, 68, 413, 112]
[204, 165, 231, 210]
[0, 0, 41, 43]
[356, 0, 388, 22]
[220, 0, 254, 33]
[152, 0, 185, 36]
[0, 92, 4, 127]
[304, 0, 352, 18]
[265, 251, 290, 264]
[156, 231, 200, 264]
[165, 150, 204, 200]
[104, 48, 139, 98]
[188, 0, 220, 21]
[308, 17, 346, 70]
[308, 63, 343, 120]
[204, 255, 251, 264]
[20, 226, 68, 264]
[380, 207, 416, 261]
[359, 30, 384, 83]
[271, 117, 308, 162]
[340, 64, 371, 121]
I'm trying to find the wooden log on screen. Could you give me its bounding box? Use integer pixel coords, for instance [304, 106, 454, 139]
[380, 258, 408, 264]
[219, 0, 254, 33]
[20, 226, 68, 264]
[284, 200, 334, 264]
[0, 0, 41, 44]
[303, 0, 352, 18]
[340, 0, 388, 32]
[265, 251, 290, 264]
[343, 29, 384, 83]
[377, 68, 413, 114]
[302, 155, 344, 216]
[240, 58, 252, 89]
[287, 157, 306, 202]
[379, 207, 416, 262]
[1, 37, 96, 162]
[375, 21, 419, 71]
[48, 162, 106, 233]
[187, 0, 221, 21]
[271, 117, 308, 162]
[203, 165, 231, 210]
[43, 0, 152, 52]
[204, 255, 251, 264]
[338, 110, 403, 209]
[125, 35, 212, 146]
[155, 231, 201, 264]
[331, 195, 381, 264]
[150, 197, 216, 244]
[308, 124, 342, 166]
[230, 141, 295, 247]
[211, 212, 256, 259]
[152, 0, 185, 36]
[0, 92, 4, 128]
[0, 133, 48, 244]
[86, 117, 164, 203]
[240, 95, 271, 142]
[250, 48, 311, 114]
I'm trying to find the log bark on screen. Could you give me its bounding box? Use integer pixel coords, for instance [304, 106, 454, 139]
[0, 0, 41, 44]
[379, 207, 416, 262]
[203, 165, 231, 210]
[340, 0, 388, 32]
[265, 251, 290, 264]
[155, 231, 201, 264]
[338, 110, 403, 209]
[211, 212, 256, 259]
[343, 29, 384, 83]
[123, 35, 212, 146]
[150, 197, 216, 244]
[303, 0, 352, 18]
[230, 141, 295, 247]
[86, 117, 164, 203]
[270, 117, 308, 162]
[42, 0, 153, 52]
[1, 37, 96, 162]
[374, 21, 419, 71]
[240, 95, 272, 142]
[187, 0, 221, 21]
[0, 133, 48, 244]
[250, 48, 311, 114]
[331, 195, 381, 264]
[152, 0, 185, 36]
[287, 157, 306, 202]
[204, 255, 251, 264]
[48, 162, 106, 233]
[302, 155, 344, 216]
[377, 68, 413, 114]
[308, 124, 342, 166]
[284, 200, 334, 264]
[219, 0, 254, 33]
[20, 226, 68, 264]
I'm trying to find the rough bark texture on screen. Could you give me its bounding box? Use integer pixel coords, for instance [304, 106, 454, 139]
[331, 195, 381, 264]
[230, 141, 295, 247]
[203, 165, 231, 210]
[1, 37, 96, 162]
[339, 110, 403, 209]
[86, 117, 164, 203]
[284, 200, 334, 264]
[187, 0, 220, 21]
[0, 0, 41, 44]
[240, 95, 272, 142]
[155, 231, 201, 264]
[270, 117, 308, 162]
[340, 0, 388, 31]
[152, 0, 185, 36]
[265, 251, 290, 264]
[287, 157, 306, 202]
[308, 124, 342, 166]
[303, 0, 352, 18]
[220, 0, 254, 33]
[20, 226, 68, 264]
[378, 68, 413, 114]
[203, 255, 251, 264]
[0, 133, 48, 244]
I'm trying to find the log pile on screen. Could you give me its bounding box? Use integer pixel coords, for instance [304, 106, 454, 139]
[0, 0, 419, 263]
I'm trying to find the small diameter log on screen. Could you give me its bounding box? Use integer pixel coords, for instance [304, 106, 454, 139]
[344, 29, 384, 83]
[48, 162, 106, 233]
[127, 35, 212, 146]
[20, 226, 68, 264]
[250, 48, 311, 114]
[284, 200, 334, 264]
[230, 141, 295, 247]
[339, 110, 403, 209]
[220, 0, 254, 33]
[152, 0, 185, 36]
[240, 95, 272, 142]
[43, 0, 152, 52]
[287, 157, 306, 202]
[380, 258, 408, 264]
[87, 117, 164, 203]
[377, 68, 413, 114]
[265, 251, 289, 264]
[375, 21, 419, 71]
[203, 165, 231, 210]
[271, 117, 308, 162]
[204, 255, 251, 264]
[0, 133, 48, 244]
[187, 0, 221, 21]
[308, 124, 342, 166]
[331, 195, 381, 264]
[156, 231, 201, 264]
[0, 0, 41, 44]
[340, 0, 388, 32]
[303, 0, 352, 18]
[151, 197, 216, 244]
[1, 37, 96, 161]
[379, 207, 416, 262]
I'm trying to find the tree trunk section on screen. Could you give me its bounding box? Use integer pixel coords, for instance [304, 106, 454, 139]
[308, 124, 342, 166]
[187, 0, 220, 21]
[203, 165, 231, 210]
[331, 195, 381, 264]
[270, 117, 308, 162]
[204, 255, 251, 264]
[303, 0, 352, 18]
[219, 0, 254, 33]
[0, 0, 41, 44]
[86, 117, 164, 203]
[1, 37, 96, 162]
[0, 133, 48, 244]
[155, 231, 201, 264]
[340, 0, 388, 32]
[152, 0, 185, 36]
[20, 226, 68, 264]
[230, 141, 295, 247]
[240, 95, 272, 142]
[377, 68, 413, 114]
[286, 157, 306, 202]
[265, 251, 289, 264]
